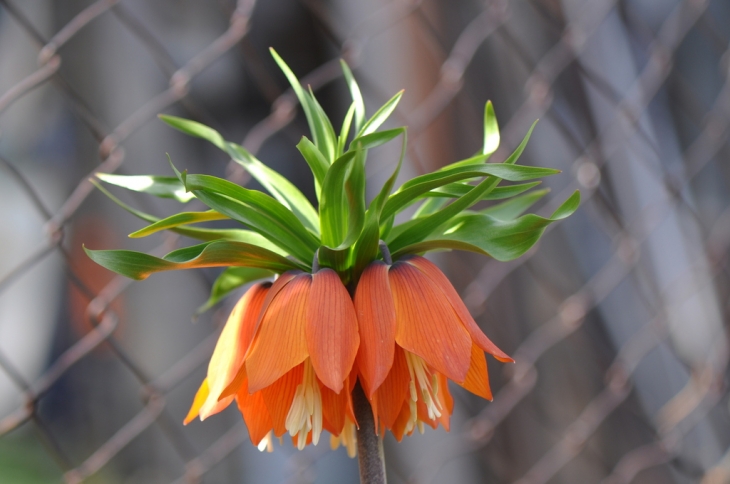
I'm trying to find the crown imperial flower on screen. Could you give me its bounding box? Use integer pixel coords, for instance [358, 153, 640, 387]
[354, 255, 513, 437]
[85, 49, 578, 468]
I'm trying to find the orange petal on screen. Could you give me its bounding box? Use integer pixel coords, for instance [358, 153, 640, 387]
[416, 398, 439, 429]
[405, 256, 514, 363]
[261, 364, 304, 436]
[391, 400, 412, 442]
[321, 382, 348, 435]
[184, 378, 210, 424]
[246, 274, 311, 392]
[236, 377, 273, 446]
[389, 261, 472, 382]
[354, 261, 396, 397]
[200, 283, 270, 419]
[373, 346, 409, 430]
[220, 273, 299, 399]
[306, 269, 359, 393]
[440, 373, 454, 416]
[458, 343, 493, 400]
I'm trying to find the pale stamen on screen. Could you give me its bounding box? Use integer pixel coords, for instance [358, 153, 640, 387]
[404, 352, 443, 426]
[330, 417, 358, 458]
[285, 360, 323, 449]
[257, 431, 274, 452]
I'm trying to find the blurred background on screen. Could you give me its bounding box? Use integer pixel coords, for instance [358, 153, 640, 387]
[1, 0, 730, 482]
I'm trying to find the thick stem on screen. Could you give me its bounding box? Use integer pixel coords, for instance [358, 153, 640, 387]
[353, 382, 387, 484]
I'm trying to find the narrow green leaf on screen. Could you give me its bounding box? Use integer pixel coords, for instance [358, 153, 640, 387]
[270, 49, 335, 162]
[158, 115, 226, 150]
[225, 143, 319, 234]
[387, 122, 538, 251]
[352, 129, 407, 279]
[480, 189, 549, 221]
[308, 85, 338, 162]
[483, 101, 500, 156]
[85, 240, 304, 280]
[96, 173, 194, 203]
[338, 103, 356, 157]
[319, 150, 359, 246]
[296, 136, 328, 197]
[357, 90, 403, 138]
[341, 60, 365, 132]
[129, 211, 228, 238]
[384, 164, 556, 221]
[196, 267, 273, 315]
[424, 181, 541, 199]
[92, 179, 289, 252]
[351, 127, 405, 151]
[159, 116, 320, 235]
[413, 197, 448, 218]
[392, 190, 580, 261]
[182, 173, 319, 264]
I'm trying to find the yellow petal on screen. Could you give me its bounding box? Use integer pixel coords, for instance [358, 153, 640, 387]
[200, 282, 270, 419]
[184, 378, 210, 425]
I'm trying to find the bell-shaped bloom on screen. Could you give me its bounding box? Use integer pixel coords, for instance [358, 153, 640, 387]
[354, 255, 513, 438]
[185, 269, 360, 451]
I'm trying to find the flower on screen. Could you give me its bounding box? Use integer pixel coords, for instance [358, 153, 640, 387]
[354, 255, 513, 439]
[185, 269, 360, 451]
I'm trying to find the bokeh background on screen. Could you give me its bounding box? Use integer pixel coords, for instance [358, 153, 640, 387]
[1, 0, 730, 483]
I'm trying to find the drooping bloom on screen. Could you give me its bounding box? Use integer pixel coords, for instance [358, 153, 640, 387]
[185, 269, 360, 451]
[354, 255, 513, 439]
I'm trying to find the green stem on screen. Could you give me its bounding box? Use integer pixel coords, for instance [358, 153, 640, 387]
[353, 382, 387, 484]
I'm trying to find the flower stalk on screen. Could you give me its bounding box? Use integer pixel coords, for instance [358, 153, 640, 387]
[353, 382, 387, 484]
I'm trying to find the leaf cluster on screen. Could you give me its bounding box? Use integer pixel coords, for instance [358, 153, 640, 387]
[85, 50, 579, 313]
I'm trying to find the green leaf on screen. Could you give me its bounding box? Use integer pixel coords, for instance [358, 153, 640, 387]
[226, 143, 319, 234]
[182, 173, 319, 264]
[392, 190, 580, 261]
[357, 90, 403, 138]
[296, 136, 329, 197]
[196, 267, 273, 315]
[480, 188, 550, 221]
[129, 210, 228, 238]
[92, 179, 284, 250]
[351, 127, 405, 151]
[319, 150, 359, 246]
[352, 129, 407, 279]
[338, 103, 356, 157]
[96, 173, 195, 203]
[159, 115, 320, 235]
[424, 181, 541, 199]
[383, 164, 556, 221]
[387, 122, 538, 251]
[158, 115, 226, 149]
[341, 60, 365, 133]
[483, 101, 500, 156]
[85, 240, 305, 280]
[270, 49, 335, 162]
[413, 197, 448, 218]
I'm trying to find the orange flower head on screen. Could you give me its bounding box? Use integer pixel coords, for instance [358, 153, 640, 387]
[185, 269, 360, 451]
[354, 255, 513, 439]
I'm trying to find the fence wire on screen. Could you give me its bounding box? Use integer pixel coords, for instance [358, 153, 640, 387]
[1, 0, 729, 483]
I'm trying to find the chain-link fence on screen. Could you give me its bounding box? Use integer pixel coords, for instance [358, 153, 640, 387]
[1, 0, 729, 482]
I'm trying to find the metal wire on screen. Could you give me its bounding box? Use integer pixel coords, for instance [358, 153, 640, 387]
[1, 0, 729, 482]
